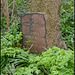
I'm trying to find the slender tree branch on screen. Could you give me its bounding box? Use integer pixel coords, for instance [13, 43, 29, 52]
[11, 0, 15, 25]
[2, 0, 10, 30]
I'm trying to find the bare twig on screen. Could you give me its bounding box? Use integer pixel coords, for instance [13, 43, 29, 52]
[28, 44, 33, 51]
[8, 1, 13, 8]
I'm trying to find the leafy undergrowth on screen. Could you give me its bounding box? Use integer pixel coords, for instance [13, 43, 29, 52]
[1, 47, 74, 75]
[1, 0, 74, 75]
[60, 0, 74, 50]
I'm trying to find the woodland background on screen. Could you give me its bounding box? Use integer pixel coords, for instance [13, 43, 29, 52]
[1, 0, 74, 75]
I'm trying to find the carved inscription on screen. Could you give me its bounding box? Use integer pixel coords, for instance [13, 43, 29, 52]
[21, 14, 46, 53]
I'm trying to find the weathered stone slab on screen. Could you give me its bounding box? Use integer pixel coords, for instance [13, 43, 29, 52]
[21, 14, 47, 53]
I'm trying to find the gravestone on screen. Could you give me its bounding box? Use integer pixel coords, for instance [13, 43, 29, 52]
[21, 14, 47, 53]
[25, 0, 67, 49]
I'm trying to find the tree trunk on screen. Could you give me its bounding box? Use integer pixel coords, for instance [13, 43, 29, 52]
[2, 0, 10, 30]
[25, 0, 67, 49]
